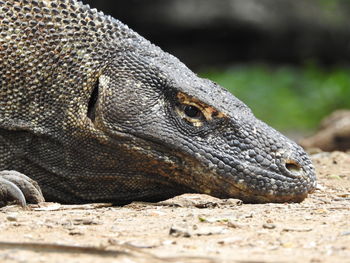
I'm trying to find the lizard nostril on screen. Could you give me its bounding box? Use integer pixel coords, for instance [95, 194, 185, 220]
[285, 159, 302, 175]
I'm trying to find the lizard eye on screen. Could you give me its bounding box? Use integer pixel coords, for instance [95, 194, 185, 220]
[183, 105, 202, 119]
[176, 103, 205, 127]
[175, 92, 226, 127]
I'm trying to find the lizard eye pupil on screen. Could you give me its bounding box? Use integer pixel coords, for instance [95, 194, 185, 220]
[184, 105, 201, 118]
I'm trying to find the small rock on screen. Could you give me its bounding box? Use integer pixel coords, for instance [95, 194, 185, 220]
[194, 226, 226, 236]
[333, 197, 350, 201]
[6, 215, 18, 222]
[304, 215, 312, 220]
[198, 216, 231, 223]
[263, 223, 276, 229]
[33, 203, 62, 211]
[217, 237, 243, 245]
[220, 198, 243, 206]
[159, 194, 243, 208]
[315, 184, 326, 191]
[126, 241, 159, 249]
[282, 227, 312, 232]
[162, 239, 177, 245]
[160, 194, 221, 208]
[244, 213, 254, 218]
[227, 221, 241, 228]
[169, 225, 191, 238]
[340, 231, 350, 236]
[69, 231, 84, 236]
[73, 218, 99, 225]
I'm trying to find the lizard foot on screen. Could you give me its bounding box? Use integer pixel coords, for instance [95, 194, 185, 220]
[0, 171, 45, 207]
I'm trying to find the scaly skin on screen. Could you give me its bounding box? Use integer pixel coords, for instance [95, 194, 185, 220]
[0, 0, 316, 206]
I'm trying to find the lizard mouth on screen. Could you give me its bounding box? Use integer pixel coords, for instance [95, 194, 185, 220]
[223, 166, 315, 202]
[192, 148, 317, 203]
[101, 129, 316, 203]
[218, 160, 316, 203]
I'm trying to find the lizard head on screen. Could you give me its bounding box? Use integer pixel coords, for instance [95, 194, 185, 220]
[87, 41, 317, 203]
[0, 0, 316, 204]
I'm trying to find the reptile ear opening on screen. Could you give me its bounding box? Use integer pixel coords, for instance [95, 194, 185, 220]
[87, 79, 99, 122]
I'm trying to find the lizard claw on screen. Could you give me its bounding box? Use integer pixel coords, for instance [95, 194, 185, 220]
[0, 171, 45, 207]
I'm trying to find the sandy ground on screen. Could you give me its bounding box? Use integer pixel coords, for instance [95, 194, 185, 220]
[0, 151, 349, 263]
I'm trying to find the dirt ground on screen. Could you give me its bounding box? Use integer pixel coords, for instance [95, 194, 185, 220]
[0, 151, 349, 263]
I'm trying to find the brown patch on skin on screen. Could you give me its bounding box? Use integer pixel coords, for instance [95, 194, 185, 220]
[177, 92, 226, 126]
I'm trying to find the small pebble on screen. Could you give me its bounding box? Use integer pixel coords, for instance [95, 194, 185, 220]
[263, 223, 276, 229]
[162, 240, 177, 245]
[169, 225, 191, 238]
[6, 215, 18, 222]
[69, 231, 84, 236]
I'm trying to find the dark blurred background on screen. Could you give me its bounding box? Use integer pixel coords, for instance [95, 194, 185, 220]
[82, 0, 350, 135]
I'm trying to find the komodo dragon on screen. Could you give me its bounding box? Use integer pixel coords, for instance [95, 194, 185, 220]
[0, 0, 317, 206]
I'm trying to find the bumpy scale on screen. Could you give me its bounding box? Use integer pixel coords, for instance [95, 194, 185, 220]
[0, 0, 317, 206]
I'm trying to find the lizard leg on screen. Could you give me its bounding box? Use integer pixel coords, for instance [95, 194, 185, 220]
[0, 171, 45, 207]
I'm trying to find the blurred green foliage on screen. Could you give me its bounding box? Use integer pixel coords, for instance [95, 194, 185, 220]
[201, 64, 350, 132]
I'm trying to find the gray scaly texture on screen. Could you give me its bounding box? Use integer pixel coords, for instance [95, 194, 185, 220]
[0, 0, 317, 206]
